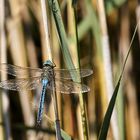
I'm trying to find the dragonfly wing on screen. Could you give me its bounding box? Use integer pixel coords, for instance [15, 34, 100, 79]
[0, 77, 42, 91]
[0, 63, 43, 78]
[54, 68, 93, 79]
[47, 79, 90, 94]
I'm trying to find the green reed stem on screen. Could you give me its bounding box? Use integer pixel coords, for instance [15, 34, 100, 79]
[73, 4, 89, 140]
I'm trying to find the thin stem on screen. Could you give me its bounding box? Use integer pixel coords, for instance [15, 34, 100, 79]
[40, 1, 61, 139]
[40, 0, 52, 60]
[0, 0, 12, 139]
[73, 4, 89, 140]
[120, 22, 139, 78]
[51, 70, 62, 140]
[73, 7, 80, 66]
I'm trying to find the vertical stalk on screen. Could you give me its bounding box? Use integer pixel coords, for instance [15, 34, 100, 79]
[136, 0, 140, 43]
[40, 0, 62, 139]
[7, 1, 36, 138]
[72, 4, 89, 140]
[51, 74, 62, 140]
[0, 0, 12, 139]
[97, 0, 119, 139]
[40, 0, 52, 61]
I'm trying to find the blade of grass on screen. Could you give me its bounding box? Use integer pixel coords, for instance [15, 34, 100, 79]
[117, 5, 129, 140]
[98, 20, 139, 140]
[47, 0, 76, 73]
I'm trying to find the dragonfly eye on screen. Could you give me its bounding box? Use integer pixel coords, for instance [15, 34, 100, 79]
[43, 60, 56, 68]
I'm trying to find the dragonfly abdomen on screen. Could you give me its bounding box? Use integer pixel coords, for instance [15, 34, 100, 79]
[37, 79, 49, 125]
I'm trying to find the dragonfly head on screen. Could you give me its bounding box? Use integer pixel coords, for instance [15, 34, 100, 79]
[43, 60, 56, 68]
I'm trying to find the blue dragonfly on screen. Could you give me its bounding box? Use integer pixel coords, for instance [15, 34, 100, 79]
[0, 60, 93, 124]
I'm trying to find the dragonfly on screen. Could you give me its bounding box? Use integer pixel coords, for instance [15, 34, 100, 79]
[0, 60, 93, 124]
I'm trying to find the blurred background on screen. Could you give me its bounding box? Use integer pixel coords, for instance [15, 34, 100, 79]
[0, 0, 140, 140]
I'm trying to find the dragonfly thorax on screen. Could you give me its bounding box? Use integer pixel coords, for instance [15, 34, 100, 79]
[41, 66, 54, 81]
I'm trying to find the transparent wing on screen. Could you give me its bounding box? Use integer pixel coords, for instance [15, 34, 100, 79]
[0, 77, 42, 91]
[54, 68, 93, 79]
[0, 63, 43, 78]
[47, 79, 90, 94]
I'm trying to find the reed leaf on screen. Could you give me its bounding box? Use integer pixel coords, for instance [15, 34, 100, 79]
[98, 20, 139, 140]
[47, 0, 91, 140]
[47, 0, 76, 73]
[44, 115, 72, 140]
[98, 77, 121, 140]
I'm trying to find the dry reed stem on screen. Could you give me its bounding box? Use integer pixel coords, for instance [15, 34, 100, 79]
[73, 3, 91, 140]
[40, 0, 52, 61]
[7, 20, 36, 140]
[40, 1, 62, 140]
[29, 2, 55, 139]
[21, 4, 39, 68]
[64, 0, 78, 137]
[7, 1, 36, 138]
[0, 0, 12, 139]
[51, 14, 61, 122]
[85, 0, 108, 127]
[97, 0, 119, 139]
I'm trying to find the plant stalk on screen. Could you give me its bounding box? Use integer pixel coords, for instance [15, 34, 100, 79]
[40, 0, 62, 139]
[73, 4, 89, 140]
